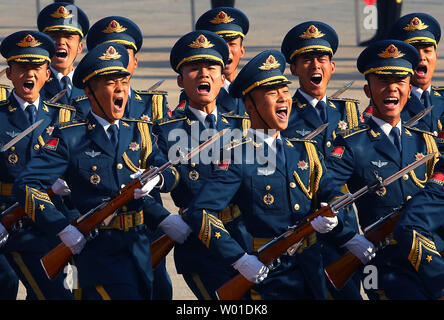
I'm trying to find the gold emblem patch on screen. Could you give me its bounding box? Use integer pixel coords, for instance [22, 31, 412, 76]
[338, 120, 348, 130]
[415, 152, 425, 161]
[210, 11, 235, 24]
[90, 174, 101, 185]
[50, 6, 73, 19]
[297, 160, 309, 171]
[129, 142, 140, 151]
[46, 126, 54, 135]
[17, 34, 42, 48]
[378, 44, 405, 59]
[8, 153, 18, 164]
[99, 46, 122, 61]
[102, 20, 127, 34]
[189, 170, 199, 181]
[404, 17, 428, 31]
[299, 25, 325, 39]
[263, 193, 275, 205]
[188, 35, 214, 49]
[259, 55, 281, 70]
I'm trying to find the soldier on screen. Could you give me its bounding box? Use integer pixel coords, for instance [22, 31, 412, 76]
[83, 15, 173, 300]
[80, 16, 170, 122]
[176, 6, 249, 116]
[183, 50, 355, 299]
[280, 21, 362, 299]
[323, 39, 440, 299]
[37, 2, 89, 106]
[0, 30, 77, 299]
[387, 13, 444, 134]
[393, 155, 444, 300]
[153, 30, 251, 299]
[12, 42, 189, 300]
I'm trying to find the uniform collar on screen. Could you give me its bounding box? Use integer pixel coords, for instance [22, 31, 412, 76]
[223, 78, 231, 92]
[249, 128, 282, 152]
[90, 110, 120, 138]
[297, 88, 327, 108]
[13, 90, 40, 112]
[411, 85, 432, 101]
[188, 105, 218, 128]
[371, 115, 402, 141]
[50, 65, 74, 88]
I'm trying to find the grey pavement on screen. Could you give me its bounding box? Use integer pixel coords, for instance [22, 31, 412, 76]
[2, 0, 443, 300]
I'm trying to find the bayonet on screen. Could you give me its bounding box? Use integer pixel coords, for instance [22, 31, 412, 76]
[304, 123, 328, 140]
[1, 119, 44, 152]
[147, 80, 164, 92]
[404, 106, 434, 127]
[330, 80, 354, 98]
[48, 89, 67, 103]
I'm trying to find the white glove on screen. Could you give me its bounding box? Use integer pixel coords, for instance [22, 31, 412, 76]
[343, 234, 376, 264]
[158, 214, 191, 244]
[130, 169, 163, 199]
[58, 225, 86, 255]
[232, 253, 269, 284]
[0, 222, 8, 247]
[311, 215, 338, 233]
[51, 178, 71, 196]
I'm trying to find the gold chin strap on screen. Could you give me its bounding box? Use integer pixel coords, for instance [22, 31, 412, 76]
[292, 141, 323, 200]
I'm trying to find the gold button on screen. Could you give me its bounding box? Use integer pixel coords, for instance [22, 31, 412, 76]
[289, 182, 296, 188]
[122, 206, 128, 212]
[406, 195, 412, 201]
[326, 141, 331, 148]
[34, 144, 40, 150]
[433, 131, 438, 136]
[265, 185, 271, 191]
[117, 163, 123, 169]
[121, 184, 126, 188]
[91, 166, 97, 171]
[191, 163, 196, 167]
[294, 204, 300, 211]
[403, 174, 409, 181]
[10, 146, 15, 151]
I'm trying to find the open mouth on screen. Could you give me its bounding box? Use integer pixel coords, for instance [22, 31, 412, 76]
[55, 49, 68, 59]
[226, 58, 233, 66]
[113, 97, 124, 110]
[382, 97, 399, 109]
[197, 82, 211, 94]
[415, 65, 428, 78]
[276, 107, 288, 121]
[23, 81, 35, 93]
[310, 73, 322, 85]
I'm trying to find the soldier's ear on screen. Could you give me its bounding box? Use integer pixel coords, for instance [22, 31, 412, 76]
[5, 66, 12, 81]
[177, 74, 184, 88]
[364, 83, 371, 99]
[289, 63, 298, 77]
[77, 40, 83, 55]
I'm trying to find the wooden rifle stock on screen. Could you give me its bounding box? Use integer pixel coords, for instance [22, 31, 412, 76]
[150, 234, 175, 268]
[324, 208, 403, 290]
[216, 206, 335, 300]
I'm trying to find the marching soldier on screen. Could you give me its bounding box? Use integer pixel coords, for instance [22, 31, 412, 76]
[184, 50, 353, 299]
[280, 21, 362, 299]
[323, 39, 440, 299]
[12, 42, 189, 300]
[394, 155, 444, 300]
[153, 30, 251, 299]
[80, 16, 170, 122]
[0, 30, 77, 299]
[83, 15, 173, 299]
[37, 2, 89, 105]
[176, 6, 249, 116]
[387, 13, 444, 134]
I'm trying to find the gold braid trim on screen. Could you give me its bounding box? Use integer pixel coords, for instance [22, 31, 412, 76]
[151, 94, 164, 121]
[137, 121, 152, 169]
[409, 134, 439, 188]
[199, 210, 229, 248]
[438, 119, 442, 132]
[37, 136, 45, 147]
[408, 230, 440, 271]
[345, 101, 359, 129]
[24, 186, 54, 222]
[122, 152, 140, 173]
[292, 142, 323, 200]
[58, 108, 71, 123]
[0, 88, 7, 101]
[242, 118, 251, 137]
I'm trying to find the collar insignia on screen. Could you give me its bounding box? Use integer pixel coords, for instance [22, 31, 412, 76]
[210, 11, 234, 24]
[404, 17, 429, 31]
[188, 35, 214, 49]
[299, 25, 325, 39]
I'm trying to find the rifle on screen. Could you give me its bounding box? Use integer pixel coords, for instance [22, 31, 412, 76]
[215, 152, 436, 300]
[149, 123, 331, 269]
[324, 206, 404, 290]
[40, 129, 230, 280]
[330, 80, 354, 99]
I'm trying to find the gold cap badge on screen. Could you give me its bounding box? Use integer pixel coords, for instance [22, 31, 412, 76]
[210, 11, 235, 24]
[99, 46, 122, 60]
[378, 44, 405, 59]
[259, 55, 281, 70]
[17, 34, 42, 48]
[299, 25, 325, 39]
[404, 17, 429, 31]
[50, 6, 74, 19]
[102, 20, 127, 34]
[188, 34, 214, 49]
